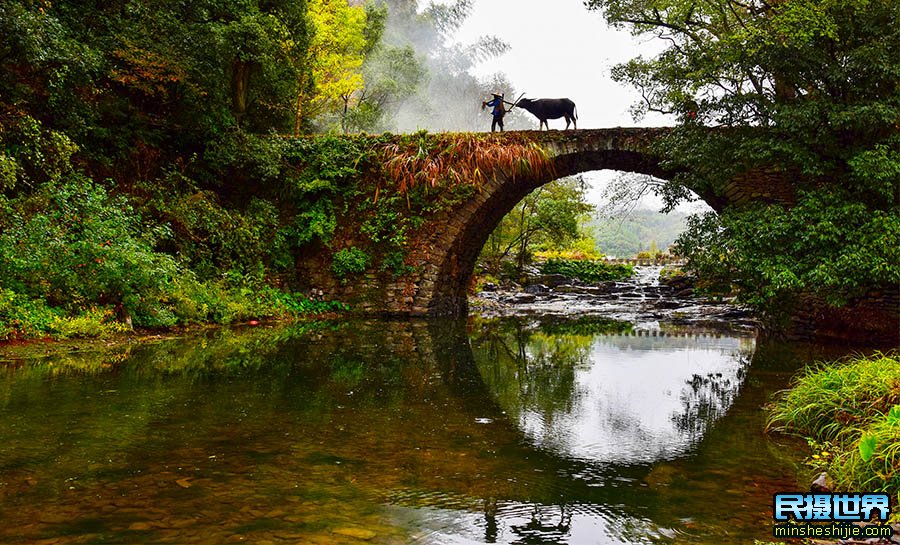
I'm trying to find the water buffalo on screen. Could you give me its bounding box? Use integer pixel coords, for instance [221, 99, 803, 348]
[515, 98, 578, 130]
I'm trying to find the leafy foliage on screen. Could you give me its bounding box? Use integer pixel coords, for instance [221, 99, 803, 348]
[0, 113, 356, 339]
[540, 259, 634, 284]
[299, 0, 371, 132]
[345, 41, 426, 133]
[379, 132, 553, 193]
[480, 177, 594, 276]
[331, 247, 372, 279]
[0, 175, 182, 319]
[588, 0, 900, 319]
[1, 0, 313, 164]
[675, 190, 900, 313]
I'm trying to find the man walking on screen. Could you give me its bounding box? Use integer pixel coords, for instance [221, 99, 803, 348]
[482, 93, 507, 132]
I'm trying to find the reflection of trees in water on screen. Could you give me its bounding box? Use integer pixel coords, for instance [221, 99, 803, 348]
[479, 496, 574, 545]
[670, 354, 750, 441]
[508, 504, 573, 545]
[474, 320, 593, 423]
[473, 318, 755, 466]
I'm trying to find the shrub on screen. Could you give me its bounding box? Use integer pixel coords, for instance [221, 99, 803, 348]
[535, 246, 602, 261]
[331, 247, 371, 279]
[0, 174, 349, 337]
[0, 290, 130, 340]
[0, 289, 59, 340]
[0, 175, 187, 325]
[50, 308, 132, 338]
[539, 258, 634, 283]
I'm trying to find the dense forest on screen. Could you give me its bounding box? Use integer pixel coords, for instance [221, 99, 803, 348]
[2, 0, 898, 339]
[0, 0, 533, 339]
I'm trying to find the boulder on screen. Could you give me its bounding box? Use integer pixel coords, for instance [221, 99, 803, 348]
[553, 285, 580, 294]
[660, 273, 697, 292]
[524, 284, 550, 294]
[656, 300, 683, 310]
[530, 274, 570, 288]
[505, 293, 537, 304]
[810, 472, 833, 493]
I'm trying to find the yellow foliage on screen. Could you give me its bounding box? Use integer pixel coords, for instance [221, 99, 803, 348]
[535, 245, 602, 261]
[303, 0, 369, 122]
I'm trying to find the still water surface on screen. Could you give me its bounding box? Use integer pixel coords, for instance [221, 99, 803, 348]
[0, 318, 850, 544]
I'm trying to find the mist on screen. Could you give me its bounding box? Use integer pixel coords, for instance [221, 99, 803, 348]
[373, 0, 536, 133]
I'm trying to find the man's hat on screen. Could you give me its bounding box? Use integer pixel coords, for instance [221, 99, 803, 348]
[492, 92, 503, 98]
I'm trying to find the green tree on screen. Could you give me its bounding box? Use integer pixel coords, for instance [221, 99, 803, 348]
[587, 0, 900, 321]
[297, 0, 370, 133]
[341, 42, 426, 133]
[1, 0, 312, 161]
[480, 177, 594, 276]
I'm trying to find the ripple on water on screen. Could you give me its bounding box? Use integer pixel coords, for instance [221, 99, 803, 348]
[0, 318, 828, 545]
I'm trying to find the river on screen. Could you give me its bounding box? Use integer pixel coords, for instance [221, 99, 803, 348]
[0, 307, 862, 545]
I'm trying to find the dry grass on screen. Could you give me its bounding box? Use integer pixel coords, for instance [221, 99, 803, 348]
[377, 133, 555, 193]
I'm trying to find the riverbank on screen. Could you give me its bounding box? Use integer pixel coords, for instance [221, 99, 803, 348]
[0, 311, 347, 365]
[768, 352, 900, 528]
[0, 285, 348, 344]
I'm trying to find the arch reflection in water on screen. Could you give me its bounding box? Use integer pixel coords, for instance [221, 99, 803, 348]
[0, 317, 792, 545]
[471, 319, 756, 465]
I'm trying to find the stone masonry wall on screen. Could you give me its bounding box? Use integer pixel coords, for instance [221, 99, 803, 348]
[294, 129, 806, 320]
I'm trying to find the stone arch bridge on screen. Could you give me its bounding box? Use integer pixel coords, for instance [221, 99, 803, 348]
[295, 128, 795, 317]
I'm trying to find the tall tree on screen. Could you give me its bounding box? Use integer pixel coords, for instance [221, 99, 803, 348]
[338, 2, 426, 133]
[1, 0, 313, 161]
[587, 0, 900, 320]
[378, 0, 534, 132]
[296, 0, 370, 133]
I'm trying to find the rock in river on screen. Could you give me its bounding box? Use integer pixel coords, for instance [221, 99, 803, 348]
[333, 527, 377, 540]
[524, 284, 550, 294]
[810, 472, 833, 493]
[506, 293, 537, 304]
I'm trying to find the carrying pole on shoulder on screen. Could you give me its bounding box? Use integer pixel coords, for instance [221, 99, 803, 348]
[504, 92, 526, 112]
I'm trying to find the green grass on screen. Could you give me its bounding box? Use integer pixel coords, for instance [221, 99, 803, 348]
[0, 285, 348, 342]
[768, 352, 900, 518]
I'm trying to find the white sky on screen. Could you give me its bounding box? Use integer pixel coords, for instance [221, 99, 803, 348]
[452, 0, 672, 129]
[450, 0, 709, 213]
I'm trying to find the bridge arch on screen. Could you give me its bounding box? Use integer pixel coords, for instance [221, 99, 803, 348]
[410, 132, 676, 316]
[297, 128, 795, 318]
